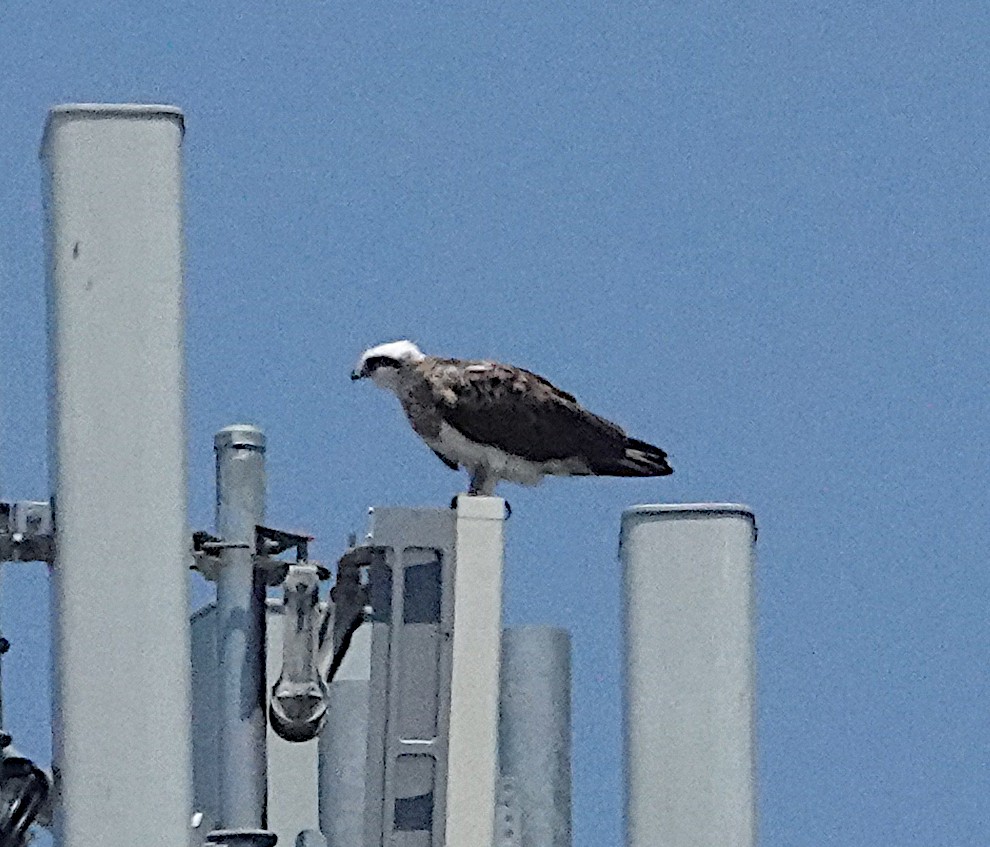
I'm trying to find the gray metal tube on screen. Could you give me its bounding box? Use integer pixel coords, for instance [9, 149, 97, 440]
[214, 425, 269, 831]
[620, 504, 757, 847]
[318, 678, 369, 847]
[499, 626, 572, 847]
[42, 103, 193, 847]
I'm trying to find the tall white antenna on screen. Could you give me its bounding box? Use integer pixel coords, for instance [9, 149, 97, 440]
[42, 104, 193, 847]
[621, 504, 757, 847]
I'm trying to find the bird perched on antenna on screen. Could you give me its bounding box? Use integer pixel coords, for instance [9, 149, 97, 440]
[351, 340, 672, 497]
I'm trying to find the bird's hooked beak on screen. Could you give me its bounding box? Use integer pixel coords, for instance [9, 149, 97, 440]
[350, 360, 369, 381]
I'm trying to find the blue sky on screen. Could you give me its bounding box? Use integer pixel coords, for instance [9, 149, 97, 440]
[2, 3, 989, 845]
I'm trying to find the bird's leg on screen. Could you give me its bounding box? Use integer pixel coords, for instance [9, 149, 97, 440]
[450, 468, 485, 509]
[467, 467, 492, 496]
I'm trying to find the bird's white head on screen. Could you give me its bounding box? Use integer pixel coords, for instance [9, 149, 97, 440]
[351, 340, 426, 390]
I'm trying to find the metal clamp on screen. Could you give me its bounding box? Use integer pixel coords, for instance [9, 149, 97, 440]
[190, 526, 328, 585]
[0, 502, 54, 564]
[0, 747, 52, 846]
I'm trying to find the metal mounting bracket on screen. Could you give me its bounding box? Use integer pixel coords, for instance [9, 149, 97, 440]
[0, 502, 54, 564]
[190, 525, 328, 585]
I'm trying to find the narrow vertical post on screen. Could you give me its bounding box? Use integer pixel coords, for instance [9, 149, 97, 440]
[446, 495, 505, 847]
[211, 425, 275, 846]
[499, 626, 572, 847]
[318, 556, 371, 847]
[620, 504, 757, 847]
[42, 104, 193, 846]
[0, 568, 6, 741]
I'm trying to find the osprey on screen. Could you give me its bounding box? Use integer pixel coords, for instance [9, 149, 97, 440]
[351, 340, 673, 496]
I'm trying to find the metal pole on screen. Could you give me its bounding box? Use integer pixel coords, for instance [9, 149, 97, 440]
[318, 678, 369, 847]
[499, 626, 572, 847]
[211, 425, 275, 847]
[41, 103, 193, 847]
[620, 504, 757, 847]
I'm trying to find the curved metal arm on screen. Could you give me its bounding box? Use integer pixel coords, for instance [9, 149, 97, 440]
[0, 752, 51, 847]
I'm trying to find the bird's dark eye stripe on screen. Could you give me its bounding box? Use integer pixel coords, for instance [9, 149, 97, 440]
[365, 355, 399, 371]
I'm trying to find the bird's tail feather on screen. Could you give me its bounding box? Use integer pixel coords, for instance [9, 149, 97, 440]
[594, 437, 673, 477]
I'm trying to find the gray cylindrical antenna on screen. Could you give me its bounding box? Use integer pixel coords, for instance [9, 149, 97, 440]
[42, 104, 193, 846]
[319, 678, 370, 846]
[620, 503, 757, 847]
[499, 626, 572, 847]
[212, 424, 273, 842]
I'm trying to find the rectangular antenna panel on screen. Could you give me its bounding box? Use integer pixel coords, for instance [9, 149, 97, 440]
[362, 508, 457, 847]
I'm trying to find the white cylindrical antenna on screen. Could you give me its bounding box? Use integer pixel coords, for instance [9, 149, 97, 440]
[42, 104, 192, 846]
[620, 504, 757, 847]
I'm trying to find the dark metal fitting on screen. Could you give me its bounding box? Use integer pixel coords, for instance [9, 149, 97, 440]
[205, 828, 278, 847]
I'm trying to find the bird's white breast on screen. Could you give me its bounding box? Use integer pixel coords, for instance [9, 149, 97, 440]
[428, 422, 587, 486]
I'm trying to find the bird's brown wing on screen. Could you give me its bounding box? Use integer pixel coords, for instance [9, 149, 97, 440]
[421, 358, 635, 469]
